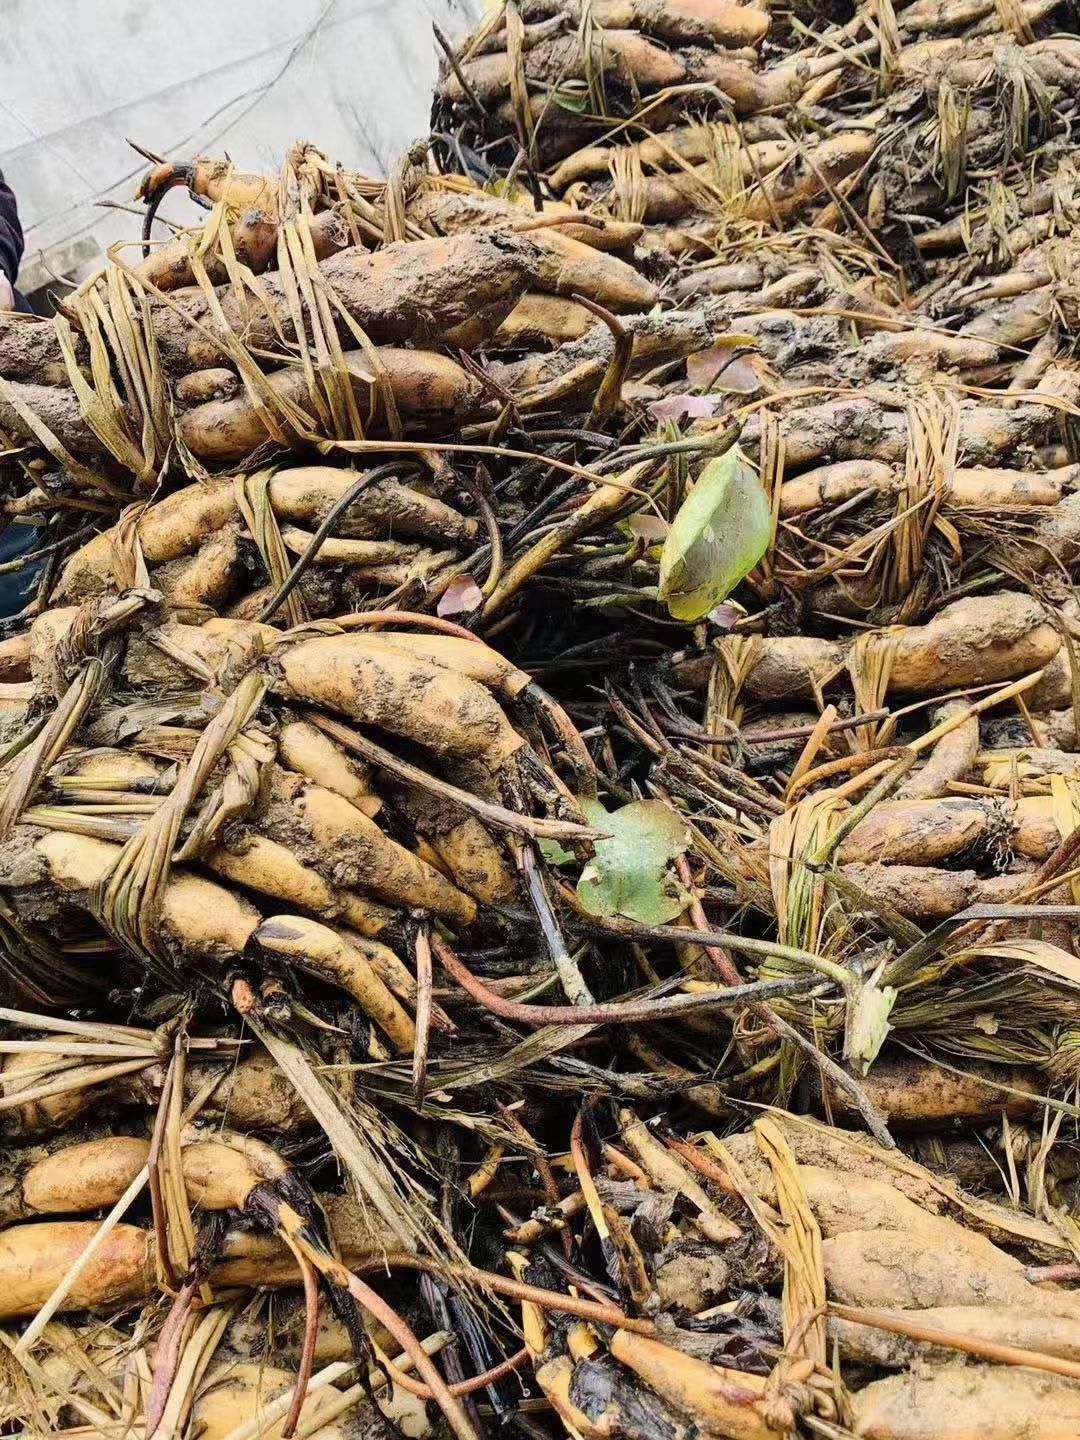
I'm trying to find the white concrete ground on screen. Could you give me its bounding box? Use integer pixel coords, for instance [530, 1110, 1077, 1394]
[0, 0, 480, 291]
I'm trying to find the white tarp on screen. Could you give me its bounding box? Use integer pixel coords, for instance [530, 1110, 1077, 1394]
[0, 0, 479, 290]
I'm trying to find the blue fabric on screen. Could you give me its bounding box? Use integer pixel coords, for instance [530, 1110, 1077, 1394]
[0, 522, 43, 618]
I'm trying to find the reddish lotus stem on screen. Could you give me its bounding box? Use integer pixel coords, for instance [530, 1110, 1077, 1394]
[282, 1249, 320, 1439]
[665, 1135, 738, 1195]
[1026, 1262, 1080, 1285]
[675, 853, 743, 988]
[498, 1101, 572, 1260]
[145, 1272, 201, 1436]
[348, 1252, 655, 1335]
[383, 1345, 529, 1399]
[341, 1269, 478, 1440]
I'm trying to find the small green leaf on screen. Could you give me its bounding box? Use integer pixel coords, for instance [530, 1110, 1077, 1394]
[550, 85, 590, 113]
[538, 836, 575, 866]
[483, 176, 526, 201]
[844, 973, 897, 1073]
[576, 799, 690, 924]
[657, 447, 772, 622]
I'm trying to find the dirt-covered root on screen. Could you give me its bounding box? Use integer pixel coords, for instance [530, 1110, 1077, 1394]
[607, 1329, 790, 1437]
[676, 591, 1057, 703]
[0, 311, 87, 387]
[777, 461, 1077, 518]
[397, 790, 518, 906]
[148, 524, 244, 611]
[0, 1220, 154, 1320]
[548, 118, 788, 191]
[215, 1192, 407, 1287]
[261, 763, 477, 924]
[951, 464, 1080, 506]
[719, 1113, 1023, 1222]
[871, 591, 1061, 695]
[0, 229, 546, 392]
[494, 293, 596, 345]
[0, 1045, 312, 1139]
[282, 527, 451, 585]
[0, 1135, 151, 1225]
[137, 154, 280, 212]
[563, 133, 872, 226]
[0, 1192, 398, 1320]
[823, 1226, 1080, 1316]
[838, 797, 999, 866]
[405, 185, 645, 254]
[1028, 637, 1080, 709]
[254, 915, 416, 1053]
[487, 304, 726, 397]
[896, 702, 979, 800]
[731, 1156, 1048, 1273]
[991, 492, 1080, 584]
[0, 347, 484, 469]
[839, 794, 1060, 865]
[315, 632, 533, 700]
[137, 206, 348, 293]
[267, 466, 479, 545]
[839, 862, 1030, 920]
[4, 1129, 287, 1226]
[0, 375, 107, 465]
[862, 329, 1001, 370]
[822, 1054, 1042, 1128]
[520, 226, 660, 311]
[672, 637, 848, 704]
[271, 633, 529, 774]
[897, 0, 1055, 36]
[959, 286, 1057, 348]
[833, 1305, 1080, 1370]
[0, 634, 31, 683]
[173, 367, 240, 406]
[55, 468, 481, 605]
[183, 1047, 314, 1131]
[386, 204, 658, 310]
[155, 227, 547, 375]
[779, 460, 899, 517]
[50, 474, 237, 595]
[440, 32, 767, 111]
[741, 380, 1079, 469]
[277, 719, 379, 815]
[852, 1364, 1080, 1440]
[978, 746, 1080, 786]
[26, 607, 273, 697]
[917, 188, 1061, 265]
[513, 0, 771, 48]
[200, 834, 395, 946]
[604, 131, 875, 226]
[177, 346, 484, 465]
[4, 828, 261, 964]
[0, 818, 438, 1030]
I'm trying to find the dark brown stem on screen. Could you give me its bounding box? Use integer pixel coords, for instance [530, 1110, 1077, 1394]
[431, 933, 823, 1027]
[384, 1345, 529, 1399]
